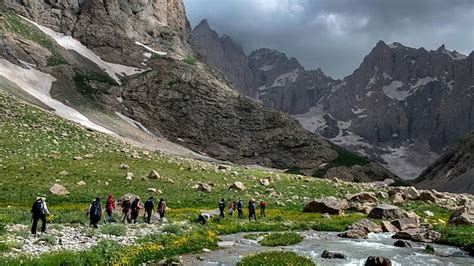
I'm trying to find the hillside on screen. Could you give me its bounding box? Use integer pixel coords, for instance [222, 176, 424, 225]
[416, 132, 474, 194]
[0, 2, 395, 182]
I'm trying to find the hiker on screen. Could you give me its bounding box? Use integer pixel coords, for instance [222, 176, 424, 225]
[130, 196, 142, 224]
[157, 198, 166, 223]
[248, 199, 257, 221]
[218, 198, 225, 218]
[31, 197, 49, 235]
[87, 197, 102, 228]
[106, 194, 115, 223]
[121, 196, 132, 224]
[197, 212, 212, 225]
[237, 198, 244, 219]
[229, 201, 236, 217]
[260, 199, 267, 217]
[144, 197, 154, 224]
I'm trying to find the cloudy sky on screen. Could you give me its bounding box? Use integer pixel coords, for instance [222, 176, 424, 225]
[183, 0, 474, 78]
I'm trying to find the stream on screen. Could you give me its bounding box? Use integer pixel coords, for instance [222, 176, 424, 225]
[181, 231, 473, 265]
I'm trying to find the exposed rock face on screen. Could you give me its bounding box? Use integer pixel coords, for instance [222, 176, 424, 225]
[192, 20, 254, 96]
[449, 205, 474, 225]
[191, 22, 474, 180]
[303, 196, 347, 214]
[416, 133, 474, 194]
[391, 217, 420, 231]
[6, 0, 193, 65]
[368, 204, 406, 220]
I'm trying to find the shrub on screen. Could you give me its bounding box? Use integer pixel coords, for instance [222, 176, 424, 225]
[243, 233, 263, 240]
[100, 224, 126, 236]
[259, 232, 303, 247]
[425, 244, 435, 254]
[238, 251, 314, 266]
[183, 55, 197, 65]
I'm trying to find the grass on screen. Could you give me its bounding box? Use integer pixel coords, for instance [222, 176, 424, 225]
[243, 233, 262, 240]
[313, 143, 370, 177]
[39, 235, 57, 246]
[0, 9, 66, 66]
[238, 251, 315, 266]
[99, 224, 126, 236]
[259, 232, 303, 246]
[183, 54, 197, 65]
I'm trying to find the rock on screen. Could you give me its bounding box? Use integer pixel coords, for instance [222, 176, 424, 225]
[259, 178, 271, 186]
[365, 256, 392, 266]
[229, 181, 246, 191]
[126, 172, 133, 181]
[196, 183, 212, 193]
[73, 156, 83, 161]
[392, 227, 441, 243]
[391, 218, 420, 231]
[84, 154, 94, 159]
[375, 191, 388, 199]
[389, 193, 405, 204]
[424, 210, 434, 217]
[403, 187, 420, 200]
[148, 170, 161, 179]
[303, 196, 347, 215]
[381, 221, 400, 233]
[76, 181, 86, 186]
[338, 228, 368, 239]
[449, 206, 474, 225]
[321, 250, 346, 259]
[58, 171, 70, 176]
[120, 163, 130, 169]
[349, 192, 378, 203]
[218, 164, 232, 171]
[202, 248, 212, 253]
[49, 183, 69, 196]
[322, 213, 331, 219]
[368, 204, 406, 220]
[419, 191, 438, 203]
[349, 219, 383, 233]
[394, 240, 412, 248]
[148, 188, 157, 193]
[217, 241, 235, 247]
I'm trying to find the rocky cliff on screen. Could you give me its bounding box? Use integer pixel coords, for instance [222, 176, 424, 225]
[0, 1, 395, 181]
[191, 22, 474, 179]
[415, 132, 474, 194]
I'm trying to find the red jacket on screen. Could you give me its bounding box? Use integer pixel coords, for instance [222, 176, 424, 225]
[106, 198, 115, 211]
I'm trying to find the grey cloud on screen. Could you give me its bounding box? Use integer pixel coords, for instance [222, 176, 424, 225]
[184, 0, 473, 78]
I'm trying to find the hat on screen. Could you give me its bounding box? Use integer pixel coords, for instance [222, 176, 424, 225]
[125, 196, 130, 200]
[136, 196, 140, 200]
[36, 197, 42, 200]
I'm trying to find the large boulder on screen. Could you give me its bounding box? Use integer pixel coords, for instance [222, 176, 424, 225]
[365, 256, 392, 266]
[303, 196, 347, 215]
[349, 192, 378, 203]
[381, 221, 399, 232]
[449, 206, 474, 225]
[229, 181, 246, 191]
[391, 218, 420, 231]
[419, 191, 438, 203]
[393, 240, 412, 248]
[321, 250, 346, 259]
[392, 227, 441, 243]
[349, 219, 383, 233]
[49, 183, 69, 196]
[259, 178, 271, 186]
[389, 193, 405, 204]
[368, 204, 406, 220]
[196, 183, 212, 193]
[338, 227, 368, 239]
[403, 187, 420, 200]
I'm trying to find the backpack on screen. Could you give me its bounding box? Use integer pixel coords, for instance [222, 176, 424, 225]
[218, 201, 225, 209]
[90, 201, 101, 217]
[144, 199, 154, 210]
[237, 201, 243, 209]
[131, 200, 138, 211]
[33, 201, 44, 215]
[260, 201, 267, 208]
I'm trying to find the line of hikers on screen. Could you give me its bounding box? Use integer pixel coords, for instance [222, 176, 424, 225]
[31, 196, 268, 235]
[87, 194, 167, 228]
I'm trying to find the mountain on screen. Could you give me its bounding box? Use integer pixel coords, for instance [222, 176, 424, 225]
[192, 19, 254, 97]
[0, 1, 394, 182]
[191, 22, 474, 180]
[415, 132, 474, 194]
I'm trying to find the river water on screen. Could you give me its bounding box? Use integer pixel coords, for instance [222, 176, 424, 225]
[181, 231, 473, 265]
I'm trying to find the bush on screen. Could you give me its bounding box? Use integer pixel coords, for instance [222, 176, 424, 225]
[259, 232, 303, 247]
[425, 244, 435, 254]
[100, 224, 126, 236]
[243, 233, 262, 240]
[183, 55, 197, 65]
[238, 251, 314, 266]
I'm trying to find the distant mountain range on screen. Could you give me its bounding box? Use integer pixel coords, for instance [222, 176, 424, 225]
[192, 19, 474, 185]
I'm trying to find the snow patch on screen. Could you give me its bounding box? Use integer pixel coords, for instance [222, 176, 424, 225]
[0, 59, 113, 134]
[383, 72, 392, 80]
[272, 69, 299, 87]
[351, 107, 366, 114]
[382, 81, 407, 101]
[446, 80, 455, 92]
[20, 16, 143, 84]
[115, 112, 153, 135]
[294, 105, 327, 133]
[366, 91, 375, 97]
[135, 41, 167, 56]
[442, 49, 468, 60]
[258, 64, 275, 71]
[410, 77, 437, 90]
